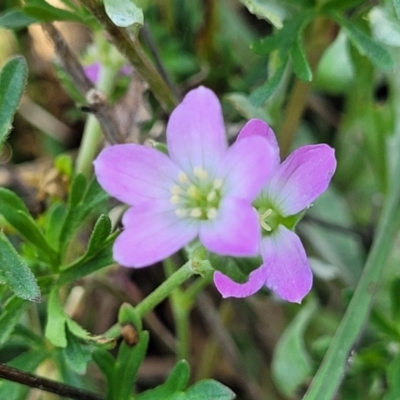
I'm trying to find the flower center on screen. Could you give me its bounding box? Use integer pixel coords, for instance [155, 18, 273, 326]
[258, 207, 280, 235]
[170, 167, 222, 220]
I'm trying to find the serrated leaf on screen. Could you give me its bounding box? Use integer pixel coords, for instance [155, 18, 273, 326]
[0, 56, 27, 151]
[184, 379, 235, 400]
[0, 188, 57, 261]
[63, 329, 92, 374]
[104, 0, 143, 27]
[0, 232, 41, 302]
[137, 360, 190, 400]
[0, 9, 37, 29]
[291, 40, 312, 81]
[0, 296, 30, 345]
[250, 56, 288, 107]
[45, 289, 67, 347]
[272, 299, 317, 396]
[335, 14, 393, 71]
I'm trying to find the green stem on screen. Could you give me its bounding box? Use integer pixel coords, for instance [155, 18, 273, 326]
[303, 142, 400, 399]
[75, 65, 118, 177]
[164, 258, 191, 361]
[78, 0, 177, 112]
[135, 261, 195, 319]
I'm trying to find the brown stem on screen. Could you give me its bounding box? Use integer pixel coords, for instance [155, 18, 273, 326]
[278, 17, 337, 157]
[78, 0, 178, 112]
[41, 23, 122, 144]
[0, 363, 103, 400]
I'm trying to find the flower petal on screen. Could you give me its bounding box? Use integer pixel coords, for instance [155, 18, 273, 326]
[266, 144, 336, 215]
[261, 226, 312, 303]
[218, 135, 276, 200]
[213, 266, 268, 298]
[237, 118, 280, 169]
[166, 86, 227, 173]
[114, 203, 198, 268]
[94, 144, 180, 206]
[200, 198, 260, 257]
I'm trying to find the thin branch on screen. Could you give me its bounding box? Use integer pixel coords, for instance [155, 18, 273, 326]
[41, 23, 122, 144]
[0, 363, 103, 400]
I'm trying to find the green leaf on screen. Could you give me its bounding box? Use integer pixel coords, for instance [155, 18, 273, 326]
[291, 39, 312, 81]
[137, 360, 190, 400]
[272, 299, 317, 397]
[369, 6, 400, 47]
[0, 56, 28, 151]
[0, 232, 41, 302]
[184, 380, 235, 400]
[250, 56, 288, 107]
[224, 92, 269, 120]
[394, 0, 400, 19]
[335, 14, 393, 71]
[0, 296, 30, 345]
[384, 352, 400, 400]
[0, 188, 57, 261]
[45, 289, 67, 347]
[104, 0, 144, 27]
[63, 329, 92, 374]
[0, 9, 37, 30]
[69, 173, 87, 207]
[110, 331, 149, 400]
[92, 348, 116, 386]
[239, 0, 289, 29]
[85, 214, 112, 257]
[23, 0, 85, 23]
[58, 237, 115, 285]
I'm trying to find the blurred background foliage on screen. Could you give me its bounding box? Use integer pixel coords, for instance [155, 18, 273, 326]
[1, 0, 400, 399]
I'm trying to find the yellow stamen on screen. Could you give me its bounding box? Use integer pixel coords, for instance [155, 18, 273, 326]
[207, 190, 217, 202]
[193, 166, 208, 180]
[170, 185, 182, 195]
[190, 208, 202, 218]
[178, 171, 189, 183]
[170, 195, 181, 204]
[187, 185, 200, 199]
[259, 209, 273, 232]
[207, 208, 218, 220]
[175, 208, 188, 218]
[213, 178, 223, 189]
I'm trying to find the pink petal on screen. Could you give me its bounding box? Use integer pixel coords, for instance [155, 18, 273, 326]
[237, 118, 280, 169]
[266, 144, 336, 216]
[94, 144, 180, 206]
[213, 266, 268, 298]
[218, 135, 276, 200]
[84, 62, 100, 83]
[199, 198, 260, 257]
[114, 203, 198, 268]
[261, 226, 312, 303]
[166, 86, 227, 173]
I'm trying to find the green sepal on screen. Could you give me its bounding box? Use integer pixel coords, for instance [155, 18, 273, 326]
[136, 360, 190, 400]
[0, 56, 28, 151]
[0, 232, 41, 302]
[147, 139, 169, 155]
[208, 253, 263, 284]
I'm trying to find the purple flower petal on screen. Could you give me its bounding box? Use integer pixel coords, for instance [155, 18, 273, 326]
[266, 144, 336, 216]
[237, 118, 280, 169]
[94, 144, 180, 206]
[114, 203, 198, 267]
[200, 198, 260, 257]
[218, 135, 276, 200]
[261, 226, 312, 303]
[84, 62, 100, 83]
[213, 266, 268, 298]
[166, 86, 227, 174]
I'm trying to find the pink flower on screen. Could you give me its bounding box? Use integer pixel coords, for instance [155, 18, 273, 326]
[84, 62, 131, 84]
[214, 119, 337, 303]
[94, 87, 276, 267]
